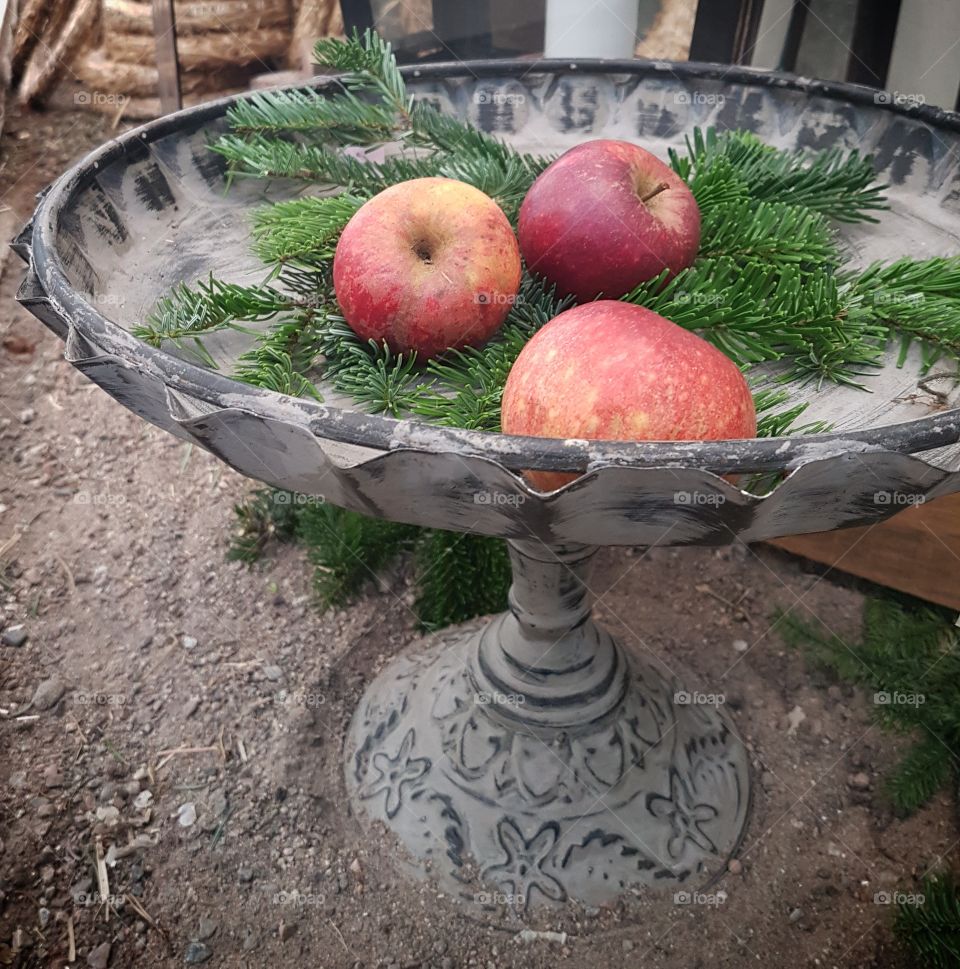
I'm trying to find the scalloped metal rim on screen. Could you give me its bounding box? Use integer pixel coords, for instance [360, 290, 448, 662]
[22, 57, 960, 475]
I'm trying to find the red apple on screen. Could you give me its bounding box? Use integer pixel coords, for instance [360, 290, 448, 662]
[518, 140, 700, 303]
[501, 301, 756, 491]
[333, 177, 522, 359]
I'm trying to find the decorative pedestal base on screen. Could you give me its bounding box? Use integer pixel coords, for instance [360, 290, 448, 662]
[345, 543, 750, 913]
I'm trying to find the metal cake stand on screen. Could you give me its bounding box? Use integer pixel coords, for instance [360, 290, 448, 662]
[13, 59, 960, 915]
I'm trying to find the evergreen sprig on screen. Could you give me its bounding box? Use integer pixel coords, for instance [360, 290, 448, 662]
[229, 489, 510, 626]
[134, 277, 295, 367]
[252, 194, 366, 268]
[778, 597, 960, 815]
[232, 313, 324, 399]
[894, 873, 960, 968]
[670, 127, 888, 222]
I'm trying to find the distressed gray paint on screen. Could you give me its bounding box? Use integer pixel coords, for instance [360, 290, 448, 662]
[13, 60, 960, 914]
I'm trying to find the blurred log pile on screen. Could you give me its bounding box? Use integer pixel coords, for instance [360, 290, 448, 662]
[0, 0, 343, 125]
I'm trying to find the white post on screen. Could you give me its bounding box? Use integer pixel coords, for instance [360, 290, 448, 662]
[544, 0, 641, 59]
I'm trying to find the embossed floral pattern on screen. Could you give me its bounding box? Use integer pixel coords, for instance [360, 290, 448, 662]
[358, 729, 430, 819]
[647, 769, 719, 860]
[484, 818, 565, 908]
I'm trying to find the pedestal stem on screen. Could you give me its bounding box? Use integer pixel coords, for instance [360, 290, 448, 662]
[469, 540, 628, 730]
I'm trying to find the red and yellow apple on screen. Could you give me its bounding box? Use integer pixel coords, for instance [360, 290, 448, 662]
[333, 177, 522, 359]
[518, 140, 700, 303]
[501, 301, 756, 491]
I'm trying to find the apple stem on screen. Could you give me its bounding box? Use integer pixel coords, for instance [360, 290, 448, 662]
[640, 181, 670, 204]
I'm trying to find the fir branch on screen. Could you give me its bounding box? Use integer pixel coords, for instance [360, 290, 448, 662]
[313, 28, 410, 119]
[331, 343, 422, 417]
[754, 389, 829, 437]
[894, 874, 960, 969]
[884, 734, 951, 816]
[846, 256, 960, 369]
[134, 277, 293, 366]
[414, 529, 511, 630]
[212, 134, 442, 188]
[224, 87, 397, 142]
[407, 100, 551, 178]
[781, 597, 960, 815]
[252, 194, 366, 268]
[623, 260, 886, 384]
[672, 127, 887, 223]
[699, 198, 838, 269]
[228, 488, 301, 563]
[294, 500, 419, 607]
[232, 312, 324, 400]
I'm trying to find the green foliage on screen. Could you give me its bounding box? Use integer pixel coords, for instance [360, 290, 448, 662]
[848, 255, 960, 371]
[252, 194, 365, 268]
[229, 489, 511, 627]
[227, 488, 301, 563]
[134, 277, 292, 366]
[294, 499, 419, 607]
[670, 127, 887, 222]
[698, 198, 837, 270]
[778, 597, 960, 815]
[413, 529, 511, 630]
[232, 314, 325, 399]
[894, 873, 960, 969]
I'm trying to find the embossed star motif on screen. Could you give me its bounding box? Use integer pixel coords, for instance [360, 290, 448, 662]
[647, 769, 719, 859]
[485, 818, 565, 908]
[359, 729, 430, 819]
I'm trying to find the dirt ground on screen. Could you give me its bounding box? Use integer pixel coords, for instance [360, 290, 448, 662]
[1, 104, 956, 969]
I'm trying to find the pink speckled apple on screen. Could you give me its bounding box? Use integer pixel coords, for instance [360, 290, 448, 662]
[333, 177, 522, 359]
[501, 301, 756, 491]
[518, 140, 701, 303]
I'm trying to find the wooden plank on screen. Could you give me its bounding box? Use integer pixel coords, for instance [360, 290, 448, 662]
[0, 0, 15, 137]
[151, 0, 181, 114]
[17, 0, 98, 106]
[771, 492, 960, 611]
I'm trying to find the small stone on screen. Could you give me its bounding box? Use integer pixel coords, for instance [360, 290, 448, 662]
[848, 772, 871, 791]
[24, 568, 42, 586]
[19, 408, 35, 424]
[87, 941, 111, 969]
[785, 705, 806, 735]
[263, 665, 283, 682]
[96, 806, 120, 824]
[177, 802, 197, 827]
[622, 940, 635, 953]
[349, 858, 361, 875]
[181, 696, 200, 719]
[184, 941, 212, 964]
[38, 907, 51, 928]
[32, 677, 65, 711]
[788, 907, 803, 924]
[279, 921, 297, 941]
[728, 859, 743, 875]
[133, 790, 153, 811]
[238, 867, 254, 884]
[1, 626, 28, 648]
[182, 635, 198, 650]
[732, 639, 748, 652]
[196, 917, 217, 941]
[42, 765, 64, 788]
